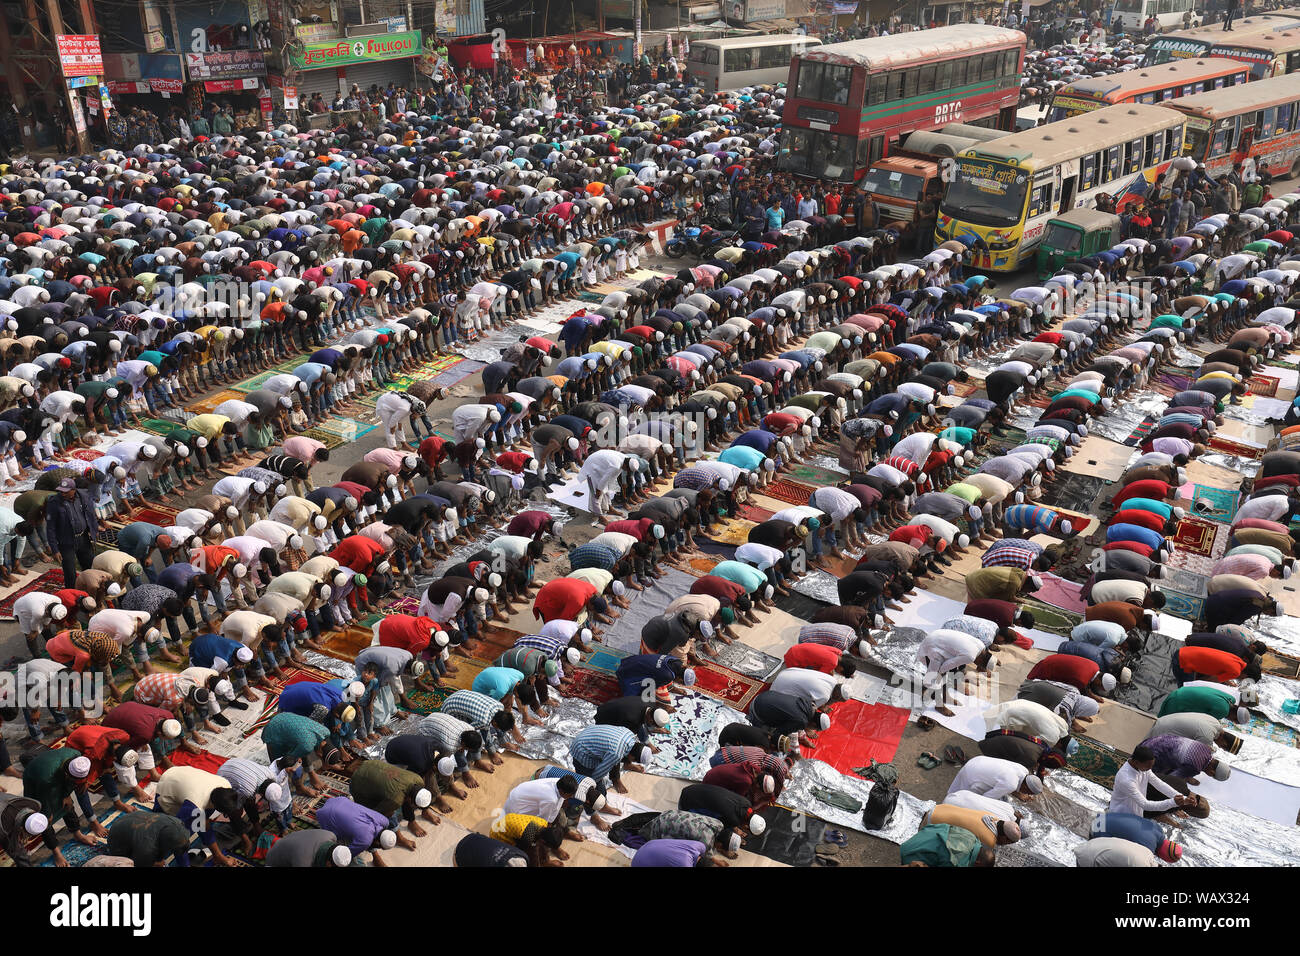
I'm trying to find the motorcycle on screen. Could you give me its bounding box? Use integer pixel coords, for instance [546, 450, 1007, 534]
[664, 223, 737, 259]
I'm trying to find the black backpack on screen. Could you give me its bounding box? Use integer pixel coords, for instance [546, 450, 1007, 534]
[862, 781, 899, 830]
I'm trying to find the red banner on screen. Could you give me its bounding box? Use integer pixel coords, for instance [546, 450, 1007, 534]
[56, 34, 102, 76]
[150, 78, 183, 94]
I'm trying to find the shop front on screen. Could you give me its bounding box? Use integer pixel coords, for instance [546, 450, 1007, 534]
[184, 49, 269, 129]
[288, 30, 423, 105]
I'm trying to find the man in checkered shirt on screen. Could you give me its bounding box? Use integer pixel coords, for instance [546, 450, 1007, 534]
[440, 689, 523, 768]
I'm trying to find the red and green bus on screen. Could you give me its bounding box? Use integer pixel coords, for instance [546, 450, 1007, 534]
[778, 25, 1026, 183]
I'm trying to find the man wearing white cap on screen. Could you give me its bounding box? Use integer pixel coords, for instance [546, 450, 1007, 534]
[316, 795, 413, 866]
[946, 755, 1044, 802]
[504, 774, 596, 843]
[23, 748, 106, 864]
[350, 758, 440, 838]
[570, 724, 651, 796]
[0, 792, 56, 867]
[154, 765, 249, 867]
[217, 756, 296, 830]
[265, 828, 355, 868]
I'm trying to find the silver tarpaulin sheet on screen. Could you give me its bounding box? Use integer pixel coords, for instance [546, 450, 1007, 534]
[1046, 771, 1300, 866]
[1086, 391, 1169, 443]
[300, 651, 358, 678]
[1222, 402, 1278, 427]
[1225, 731, 1300, 788]
[1197, 452, 1262, 477]
[863, 625, 927, 683]
[792, 569, 842, 604]
[1007, 405, 1045, 432]
[513, 695, 596, 764]
[1254, 675, 1300, 735]
[805, 453, 850, 475]
[1247, 615, 1300, 657]
[779, 757, 927, 843]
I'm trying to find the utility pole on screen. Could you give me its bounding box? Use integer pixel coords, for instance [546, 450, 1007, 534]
[42, 0, 91, 154]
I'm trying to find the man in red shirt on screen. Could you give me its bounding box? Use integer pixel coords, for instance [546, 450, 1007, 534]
[1173, 644, 1257, 685]
[329, 534, 391, 601]
[533, 577, 605, 624]
[1026, 653, 1115, 700]
[783, 642, 857, 677]
[689, 574, 756, 624]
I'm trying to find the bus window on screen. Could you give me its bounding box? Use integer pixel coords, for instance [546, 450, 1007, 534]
[869, 135, 885, 165]
[725, 48, 753, 73]
[1210, 123, 1232, 157]
[759, 45, 790, 69]
[796, 61, 854, 105]
[1081, 153, 1098, 190]
[952, 58, 967, 86]
[1027, 181, 1053, 219]
[1104, 145, 1121, 181]
[869, 72, 888, 105]
[1163, 127, 1178, 159]
[857, 137, 871, 172]
[1145, 132, 1162, 166]
[1137, 93, 1155, 104]
[1124, 139, 1143, 174]
[1214, 76, 1226, 89]
[1288, 52, 1300, 74]
[1279, 103, 1293, 133]
[1162, 88, 1176, 101]
[981, 53, 998, 82]
[1002, 49, 1019, 76]
[919, 64, 936, 95]
[904, 69, 919, 98]
[890, 71, 906, 100]
[1262, 107, 1276, 139]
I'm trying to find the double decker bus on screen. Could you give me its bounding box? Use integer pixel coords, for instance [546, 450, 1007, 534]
[1142, 14, 1299, 64]
[1048, 57, 1249, 121]
[778, 25, 1025, 183]
[1171, 70, 1300, 180]
[934, 104, 1186, 272]
[685, 34, 821, 92]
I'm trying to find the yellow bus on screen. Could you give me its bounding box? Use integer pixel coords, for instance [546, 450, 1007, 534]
[1143, 14, 1300, 63]
[1204, 28, 1300, 78]
[1049, 57, 1249, 121]
[934, 104, 1186, 272]
[1170, 70, 1300, 180]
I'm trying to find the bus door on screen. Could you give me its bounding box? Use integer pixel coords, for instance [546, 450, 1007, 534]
[1058, 157, 1080, 213]
[1236, 112, 1259, 162]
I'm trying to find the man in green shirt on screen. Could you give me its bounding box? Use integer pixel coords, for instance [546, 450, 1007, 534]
[23, 750, 106, 865]
[190, 113, 210, 137]
[212, 108, 234, 135]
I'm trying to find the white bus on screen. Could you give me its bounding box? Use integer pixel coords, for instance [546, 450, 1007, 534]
[686, 34, 821, 92]
[1110, 0, 1198, 31]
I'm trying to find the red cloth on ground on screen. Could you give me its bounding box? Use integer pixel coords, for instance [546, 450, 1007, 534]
[802, 700, 910, 773]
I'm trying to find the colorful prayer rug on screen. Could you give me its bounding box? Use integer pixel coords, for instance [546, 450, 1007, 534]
[1017, 598, 1083, 636]
[691, 661, 766, 710]
[0, 569, 64, 619]
[1247, 373, 1281, 397]
[682, 554, 723, 577]
[736, 501, 775, 523]
[786, 463, 849, 486]
[304, 415, 377, 443]
[760, 478, 816, 506]
[1122, 415, 1159, 447]
[188, 389, 246, 415]
[704, 516, 756, 546]
[1191, 484, 1240, 524]
[317, 626, 377, 663]
[1172, 515, 1220, 557]
[1160, 587, 1206, 622]
[1261, 649, 1300, 680]
[801, 700, 911, 773]
[402, 683, 455, 715]
[382, 596, 422, 616]
[242, 661, 339, 739]
[566, 667, 620, 705]
[1207, 434, 1265, 460]
[650, 690, 738, 781]
[300, 426, 348, 449]
[707, 642, 784, 680]
[169, 747, 229, 773]
[580, 647, 629, 675]
[1068, 737, 1128, 790]
[1031, 573, 1086, 614]
[1244, 712, 1300, 747]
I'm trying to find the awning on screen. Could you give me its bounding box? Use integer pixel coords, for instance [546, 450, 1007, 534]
[749, 18, 800, 30]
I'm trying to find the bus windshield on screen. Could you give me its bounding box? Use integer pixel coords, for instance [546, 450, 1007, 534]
[1114, 0, 1144, 11]
[779, 127, 858, 180]
[1182, 120, 1211, 160]
[940, 158, 1027, 226]
[794, 60, 854, 105]
[861, 168, 925, 199]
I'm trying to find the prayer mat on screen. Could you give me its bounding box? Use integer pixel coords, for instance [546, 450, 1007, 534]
[1207, 434, 1265, 460]
[1121, 414, 1159, 446]
[580, 647, 628, 675]
[1110, 631, 1179, 714]
[188, 389, 246, 415]
[1261, 649, 1300, 680]
[1172, 514, 1220, 558]
[242, 661, 339, 739]
[565, 667, 620, 704]
[232, 370, 281, 393]
[31, 807, 131, 868]
[1031, 573, 1086, 614]
[290, 768, 352, 826]
[402, 682, 455, 715]
[707, 641, 783, 680]
[1244, 711, 1300, 747]
[305, 415, 377, 443]
[759, 477, 816, 507]
[649, 690, 741, 781]
[139, 418, 190, 438]
[1067, 736, 1129, 790]
[1191, 484, 1240, 524]
[1247, 373, 1281, 397]
[949, 380, 978, 398]
[704, 516, 757, 546]
[801, 700, 911, 774]
[317, 625, 377, 663]
[682, 553, 723, 577]
[442, 658, 486, 691]
[169, 747, 229, 774]
[743, 806, 827, 867]
[1163, 567, 1209, 598]
[0, 569, 64, 619]
[691, 660, 766, 710]
[594, 568, 693, 652]
[1016, 598, 1082, 637]
[1038, 472, 1110, 516]
[473, 622, 528, 663]
[774, 587, 833, 619]
[736, 501, 775, 523]
[300, 425, 347, 450]
[127, 504, 180, 527]
[429, 357, 485, 389]
[1156, 372, 1192, 397]
[786, 463, 849, 486]
[1160, 587, 1205, 622]
[382, 596, 422, 616]
[1166, 543, 1218, 577]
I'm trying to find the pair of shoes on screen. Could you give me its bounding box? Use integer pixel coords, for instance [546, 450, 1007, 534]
[917, 752, 941, 770]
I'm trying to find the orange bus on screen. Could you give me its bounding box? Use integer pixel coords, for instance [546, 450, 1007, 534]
[1049, 57, 1250, 121]
[1171, 70, 1300, 181]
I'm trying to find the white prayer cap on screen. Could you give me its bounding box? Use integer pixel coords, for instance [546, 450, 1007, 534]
[23, 812, 49, 836]
[1119, 667, 1132, 685]
[68, 756, 91, 779]
[331, 845, 352, 867]
[378, 829, 397, 849]
[748, 813, 767, 835]
[818, 713, 831, 731]
[162, 719, 182, 738]
[437, 757, 457, 777]
[413, 788, 433, 808]
[1021, 774, 1043, 795]
[1100, 673, 1117, 692]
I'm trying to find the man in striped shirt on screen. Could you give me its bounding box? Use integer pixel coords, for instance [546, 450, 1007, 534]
[416, 712, 485, 789]
[982, 538, 1059, 573]
[569, 724, 649, 795]
[797, 621, 872, 657]
[440, 689, 522, 767]
[708, 745, 794, 797]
